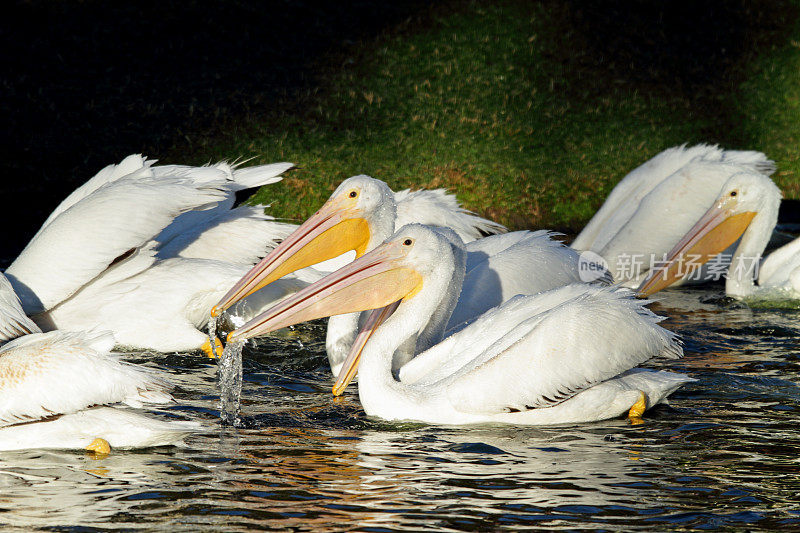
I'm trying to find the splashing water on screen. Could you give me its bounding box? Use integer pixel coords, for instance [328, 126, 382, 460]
[218, 339, 245, 426]
[207, 314, 220, 358]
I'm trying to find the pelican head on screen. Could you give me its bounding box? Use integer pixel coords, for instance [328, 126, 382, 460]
[211, 175, 398, 316]
[637, 171, 781, 297]
[227, 225, 462, 390]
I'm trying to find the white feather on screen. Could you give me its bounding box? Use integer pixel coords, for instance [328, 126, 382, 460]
[156, 205, 296, 264]
[0, 407, 199, 451]
[6, 155, 294, 350]
[572, 145, 777, 287]
[395, 188, 506, 243]
[0, 330, 171, 427]
[442, 285, 681, 414]
[6, 173, 227, 313]
[0, 273, 41, 343]
[756, 236, 800, 296]
[572, 144, 774, 253]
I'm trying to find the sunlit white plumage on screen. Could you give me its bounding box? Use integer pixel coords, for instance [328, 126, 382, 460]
[155, 204, 295, 265]
[393, 185, 506, 240]
[95, 252, 305, 353]
[0, 407, 199, 451]
[572, 144, 777, 287]
[4, 155, 296, 351]
[756, 236, 800, 298]
[0, 279, 198, 450]
[150, 161, 296, 262]
[448, 229, 609, 329]
[231, 225, 691, 425]
[0, 330, 171, 426]
[37, 251, 306, 352]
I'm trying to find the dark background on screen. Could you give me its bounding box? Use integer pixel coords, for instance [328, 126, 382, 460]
[2, 0, 797, 260]
[1, 0, 436, 260]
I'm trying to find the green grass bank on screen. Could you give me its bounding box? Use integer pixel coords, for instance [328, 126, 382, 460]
[171, 1, 800, 231]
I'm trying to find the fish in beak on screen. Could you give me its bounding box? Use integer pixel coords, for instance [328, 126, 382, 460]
[211, 193, 372, 317]
[636, 193, 756, 298]
[227, 238, 423, 344]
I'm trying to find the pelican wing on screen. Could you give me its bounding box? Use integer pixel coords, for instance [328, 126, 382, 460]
[229, 161, 294, 189]
[464, 230, 541, 273]
[0, 331, 172, 427]
[0, 273, 41, 342]
[572, 145, 721, 251]
[448, 231, 607, 330]
[395, 188, 506, 243]
[36, 154, 154, 234]
[572, 145, 774, 253]
[152, 162, 293, 259]
[442, 286, 682, 415]
[152, 160, 291, 191]
[155, 205, 296, 264]
[402, 284, 608, 386]
[6, 174, 227, 313]
[596, 160, 777, 283]
[39, 255, 241, 351]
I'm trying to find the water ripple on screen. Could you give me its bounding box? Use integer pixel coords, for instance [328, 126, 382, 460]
[1, 289, 799, 530]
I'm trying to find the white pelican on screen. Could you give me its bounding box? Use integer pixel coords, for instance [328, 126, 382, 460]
[212, 175, 603, 374]
[228, 224, 691, 425]
[571, 144, 776, 286]
[0, 274, 199, 452]
[637, 170, 793, 300]
[4, 155, 297, 353]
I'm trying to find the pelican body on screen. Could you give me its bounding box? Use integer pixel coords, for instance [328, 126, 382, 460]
[754, 236, 800, 298]
[230, 225, 691, 426]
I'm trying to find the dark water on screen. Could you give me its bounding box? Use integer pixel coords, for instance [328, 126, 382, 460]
[1, 287, 800, 531]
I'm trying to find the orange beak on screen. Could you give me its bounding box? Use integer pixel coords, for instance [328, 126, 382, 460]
[636, 202, 757, 298]
[331, 301, 401, 396]
[227, 239, 422, 343]
[211, 197, 371, 317]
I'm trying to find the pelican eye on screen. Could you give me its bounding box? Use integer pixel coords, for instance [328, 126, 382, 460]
[730, 190, 737, 197]
[402, 238, 414, 246]
[349, 190, 358, 198]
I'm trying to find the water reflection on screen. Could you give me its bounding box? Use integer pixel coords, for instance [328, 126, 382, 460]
[347, 425, 674, 529]
[0, 447, 187, 527]
[0, 288, 799, 529]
